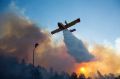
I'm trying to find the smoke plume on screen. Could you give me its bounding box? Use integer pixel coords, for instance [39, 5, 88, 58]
[0, 11, 76, 72]
[0, 12, 49, 61]
[75, 43, 120, 77]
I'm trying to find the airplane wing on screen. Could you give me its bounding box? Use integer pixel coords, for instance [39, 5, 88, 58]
[65, 18, 80, 28]
[51, 18, 80, 34]
[51, 28, 63, 34]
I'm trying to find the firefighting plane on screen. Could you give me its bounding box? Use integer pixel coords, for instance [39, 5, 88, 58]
[51, 18, 80, 34]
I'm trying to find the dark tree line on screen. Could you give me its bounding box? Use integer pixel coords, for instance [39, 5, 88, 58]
[0, 56, 120, 79]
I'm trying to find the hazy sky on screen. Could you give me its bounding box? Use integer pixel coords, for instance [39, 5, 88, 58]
[0, 0, 120, 44]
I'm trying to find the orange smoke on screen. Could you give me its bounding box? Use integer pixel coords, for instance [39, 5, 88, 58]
[75, 43, 120, 77]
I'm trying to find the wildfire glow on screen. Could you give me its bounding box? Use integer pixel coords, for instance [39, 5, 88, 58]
[76, 61, 107, 77]
[75, 63, 90, 77]
[79, 67, 86, 74]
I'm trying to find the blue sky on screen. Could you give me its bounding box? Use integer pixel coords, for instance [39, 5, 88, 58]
[0, 0, 120, 44]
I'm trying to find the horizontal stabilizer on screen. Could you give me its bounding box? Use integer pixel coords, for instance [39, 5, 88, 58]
[70, 29, 76, 32]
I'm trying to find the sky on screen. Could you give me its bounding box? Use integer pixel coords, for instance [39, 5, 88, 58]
[0, 0, 120, 45]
